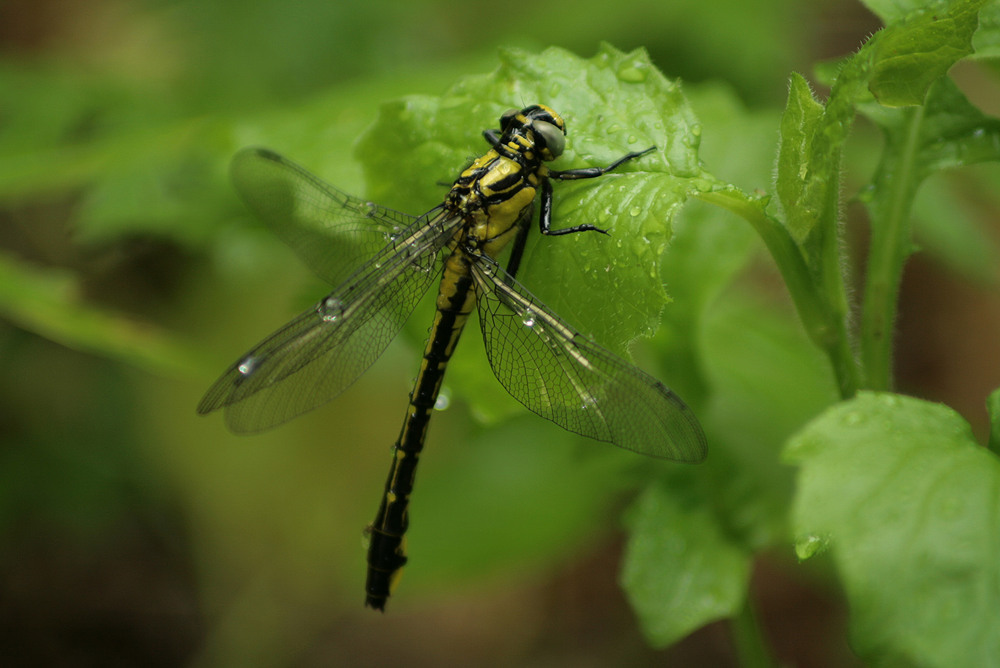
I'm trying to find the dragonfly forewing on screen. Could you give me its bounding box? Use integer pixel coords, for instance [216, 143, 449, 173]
[231, 147, 424, 287]
[198, 211, 463, 433]
[471, 259, 707, 462]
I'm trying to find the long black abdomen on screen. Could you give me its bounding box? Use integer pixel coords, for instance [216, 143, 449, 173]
[365, 251, 476, 610]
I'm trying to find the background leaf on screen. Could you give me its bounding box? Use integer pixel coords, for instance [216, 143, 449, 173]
[0, 252, 201, 376]
[866, 0, 985, 107]
[621, 481, 751, 647]
[988, 388, 1000, 454]
[776, 73, 825, 239]
[786, 392, 1000, 667]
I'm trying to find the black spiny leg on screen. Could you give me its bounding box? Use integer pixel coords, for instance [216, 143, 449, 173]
[548, 146, 656, 181]
[538, 178, 608, 236]
[504, 206, 534, 279]
[540, 146, 656, 237]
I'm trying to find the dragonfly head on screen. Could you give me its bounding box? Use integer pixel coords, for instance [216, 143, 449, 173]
[498, 105, 567, 162]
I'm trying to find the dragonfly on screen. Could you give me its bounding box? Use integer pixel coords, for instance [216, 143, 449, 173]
[198, 104, 707, 610]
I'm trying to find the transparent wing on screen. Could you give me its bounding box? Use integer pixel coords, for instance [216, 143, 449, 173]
[230, 147, 423, 286]
[471, 260, 707, 462]
[198, 208, 463, 434]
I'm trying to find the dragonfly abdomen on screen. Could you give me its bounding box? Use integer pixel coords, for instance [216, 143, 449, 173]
[364, 251, 477, 610]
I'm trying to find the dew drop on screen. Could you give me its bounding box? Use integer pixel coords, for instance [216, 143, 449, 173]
[689, 177, 715, 193]
[319, 296, 344, 322]
[616, 59, 649, 83]
[435, 387, 452, 411]
[878, 393, 902, 408]
[795, 534, 828, 560]
[842, 410, 864, 426]
[237, 356, 257, 377]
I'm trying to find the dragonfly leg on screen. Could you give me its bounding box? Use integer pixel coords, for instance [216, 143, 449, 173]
[538, 178, 609, 236]
[482, 128, 502, 148]
[504, 206, 535, 279]
[547, 146, 656, 181]
[538, 146, 656, 237]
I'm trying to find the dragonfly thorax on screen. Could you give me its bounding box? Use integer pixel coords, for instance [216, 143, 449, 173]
[446, 152, 538, 256]
[444, 106, 567, 255]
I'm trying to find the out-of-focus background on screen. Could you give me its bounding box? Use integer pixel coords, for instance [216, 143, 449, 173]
[1, 0, 997, 666]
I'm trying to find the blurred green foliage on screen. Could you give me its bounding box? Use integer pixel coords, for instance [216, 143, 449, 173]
[787, 392, 1000, 666]
[2, 0, 999, 666]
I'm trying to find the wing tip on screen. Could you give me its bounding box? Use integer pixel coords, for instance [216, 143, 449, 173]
[195, 391, 221, 417]
[668, 406, 709, 463]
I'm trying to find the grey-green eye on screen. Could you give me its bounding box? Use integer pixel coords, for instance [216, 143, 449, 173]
[534, 120, 565, 157]
[499, 108, 519, 129]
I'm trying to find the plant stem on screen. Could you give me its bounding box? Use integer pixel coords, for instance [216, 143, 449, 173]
[697, 189, 859, 398]
[732, 594, 777, 668]
[860, 105, 924, 391]
[815, 148, 860, 401]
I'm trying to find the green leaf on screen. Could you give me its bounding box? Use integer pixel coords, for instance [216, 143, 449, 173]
[971, 1, 1000, 57]
[621, 481, 751, 647]
[786, 392, 1000, 667]
[863, 76, 1000, 181]
[355, 44, 708, 354]
[0, 252, 202, 377]
[867, 0, 985, 107]
[776, 73, 824, 241]
[795, 49, 869, 245]
[862, 0, 989, 28]
[988, 388, 1000, 454]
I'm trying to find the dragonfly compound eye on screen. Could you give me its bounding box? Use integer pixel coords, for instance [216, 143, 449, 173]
[499, 108, 519, 130]
[533, 120, 566, 159]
